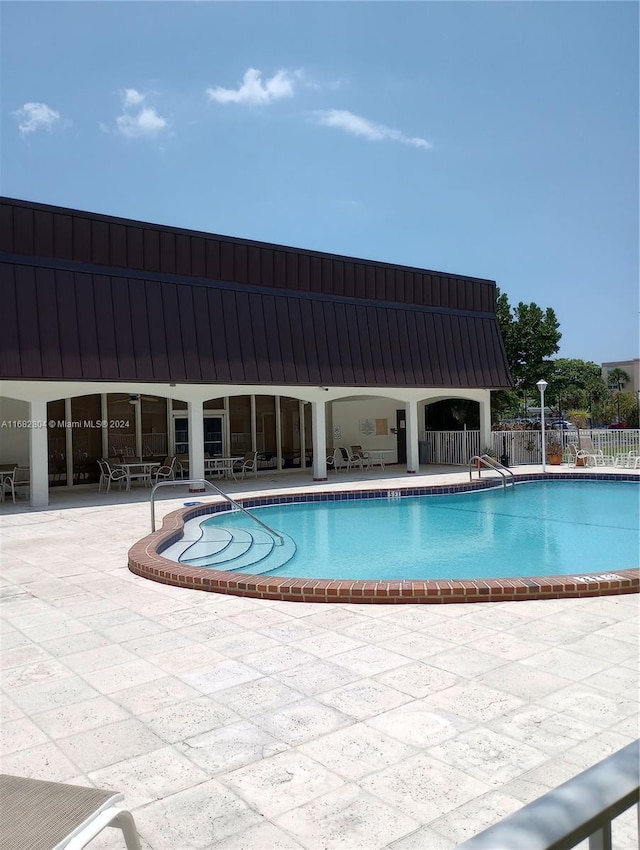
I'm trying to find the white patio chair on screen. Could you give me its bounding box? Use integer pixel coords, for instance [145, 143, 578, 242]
[567, 444, 589, 467]
[578, 436, 607, 467]
[340, 448, 363, 471]
[154, 456, 177, 483]
[326, 449, 341, 471]
[97, 460, 127, 493]
[237, 451, 258, 479]
[0, 773, 141, 850]
[1, 467, 30, 503]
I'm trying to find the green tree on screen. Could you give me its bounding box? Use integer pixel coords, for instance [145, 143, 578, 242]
[494, 288, 561, 418]
[546, 358, 606, 412]
[606, 367, 632, 425]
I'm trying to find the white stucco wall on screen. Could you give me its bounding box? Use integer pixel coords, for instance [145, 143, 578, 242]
[0, 397, 30, 465]
[330, 398, 401, 462]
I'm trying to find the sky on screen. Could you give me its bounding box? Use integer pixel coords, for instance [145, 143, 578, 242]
[2, 1, 638, 366]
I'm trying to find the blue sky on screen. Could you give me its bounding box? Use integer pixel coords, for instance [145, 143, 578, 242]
[2, 1, 638, 365]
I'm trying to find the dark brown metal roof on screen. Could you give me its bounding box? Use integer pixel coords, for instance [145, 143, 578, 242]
[0, 197, 512, 388]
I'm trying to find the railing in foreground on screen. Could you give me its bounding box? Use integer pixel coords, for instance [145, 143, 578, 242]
[455, 739, 639, 850]
[149, 478, 285, 546]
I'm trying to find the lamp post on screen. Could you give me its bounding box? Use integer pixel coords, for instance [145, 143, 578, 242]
[537, 379, 548, 472]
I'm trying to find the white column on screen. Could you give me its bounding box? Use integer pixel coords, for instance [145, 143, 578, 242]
[167, 399, 174, 455]
[250, 395, 257, 453]
[29, 400, 49, 507]
[65, 398, 73, 486]
[223, 396, 230, 456]
[299, 400, 306, 469]
[188, 400, 204, 487]
[275, 395, 282, 471]
[479, 392, 492, 453]
[135, 399, 142, 460]
[406, 399, 419, 474]
[101, 394, 109, 458]
[311, 400, 327, 481]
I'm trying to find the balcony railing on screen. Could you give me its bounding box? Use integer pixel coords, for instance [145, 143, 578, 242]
[455, 739, 639, 850]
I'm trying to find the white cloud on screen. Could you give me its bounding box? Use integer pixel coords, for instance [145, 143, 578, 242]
[13, 102, 61, 135]
[114, 88, 168, 139]
[207, 68, 295, 105]
[315, 109, 431, 149]
[116, 106, 168, 139]
[123, 88, 145, 107]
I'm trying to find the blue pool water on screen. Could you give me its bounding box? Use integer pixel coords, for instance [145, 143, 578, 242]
[198, 481, 639, 581]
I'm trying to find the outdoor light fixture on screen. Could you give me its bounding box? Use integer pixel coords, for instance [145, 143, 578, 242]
[537, 379, 548, 473]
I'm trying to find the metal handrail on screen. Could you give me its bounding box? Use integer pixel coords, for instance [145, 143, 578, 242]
[455, 738, 639, 849]
[469, 455, 516, 489]
[149, 479, 285, 546]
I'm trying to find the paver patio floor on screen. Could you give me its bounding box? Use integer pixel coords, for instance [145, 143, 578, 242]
[1, 467, 638, 849]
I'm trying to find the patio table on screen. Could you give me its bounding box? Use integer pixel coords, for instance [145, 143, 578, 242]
[112, 461, 160, 490]
[204, 457, 243, 481]
[362, 450, 394, 470]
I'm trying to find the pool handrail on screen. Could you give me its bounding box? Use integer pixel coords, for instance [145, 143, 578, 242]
[149, 478, 285, 546]
[454, 738, 639, 850]
[469, 455, 515, 488]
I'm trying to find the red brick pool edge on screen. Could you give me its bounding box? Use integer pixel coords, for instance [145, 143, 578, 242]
[128, 476, 640, 605]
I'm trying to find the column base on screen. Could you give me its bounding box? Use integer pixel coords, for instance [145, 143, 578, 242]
[189, 486, 206, 493]
[313, 477, 328, 482]
[406, 470, 417, 474]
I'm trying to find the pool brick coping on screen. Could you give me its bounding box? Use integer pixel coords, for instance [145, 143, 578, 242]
[128, 472, 640, 604]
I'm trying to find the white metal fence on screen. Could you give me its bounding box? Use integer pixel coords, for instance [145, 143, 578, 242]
[423, 429, 640, 466]
[108, 432, 168, 457]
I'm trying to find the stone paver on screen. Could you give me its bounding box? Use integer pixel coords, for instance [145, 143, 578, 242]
[1, 468, 637, 849]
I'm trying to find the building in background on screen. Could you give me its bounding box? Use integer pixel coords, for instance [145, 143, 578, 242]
[0, 197, 511, 506]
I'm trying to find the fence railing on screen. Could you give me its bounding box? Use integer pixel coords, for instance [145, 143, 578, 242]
[455, 738, 639, 850]
[423, 430, 640, 466]
[424, 431, 481, 465]
[109, 433, 168, 457]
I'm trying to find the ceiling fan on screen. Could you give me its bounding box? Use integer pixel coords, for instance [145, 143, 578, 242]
[109, 393, 163, 406]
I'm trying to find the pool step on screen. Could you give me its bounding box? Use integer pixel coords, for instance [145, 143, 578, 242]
[176, 524, 296, 573]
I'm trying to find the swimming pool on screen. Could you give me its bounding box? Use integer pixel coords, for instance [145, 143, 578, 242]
[185, 480, 639, 581]
[129, 473, 640, 604]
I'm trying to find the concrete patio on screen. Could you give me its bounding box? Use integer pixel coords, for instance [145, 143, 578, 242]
[1, 467, 638, 849]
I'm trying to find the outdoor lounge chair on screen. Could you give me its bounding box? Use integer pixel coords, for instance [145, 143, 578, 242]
[0, 773, 141, 850]
[578, 436, 607, 467]
[567, 443, 589, 467]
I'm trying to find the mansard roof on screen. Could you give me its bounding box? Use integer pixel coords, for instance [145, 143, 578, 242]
[0, 197, 512, 388]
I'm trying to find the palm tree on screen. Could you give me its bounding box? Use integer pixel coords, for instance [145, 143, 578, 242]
[607, 367, 631, 424]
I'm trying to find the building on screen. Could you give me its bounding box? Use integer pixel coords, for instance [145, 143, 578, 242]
[601, 359, 640, 395]
[0, 197, 512, 506]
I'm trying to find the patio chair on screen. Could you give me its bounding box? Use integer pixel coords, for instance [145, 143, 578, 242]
[0, 773, 141, 850]
[237, 451, 258, 479]
[567, 443, 589, 467]
[1, 467, 30, 503]
[614, 450, 640, 469]
[578, 436, 607, 467]
[175, 454, 190, 478]
[341, 448, 363, 471]
[154, 456, 177, 483]
[326, 449, 340, 471]
[97, 460, 128, 493]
